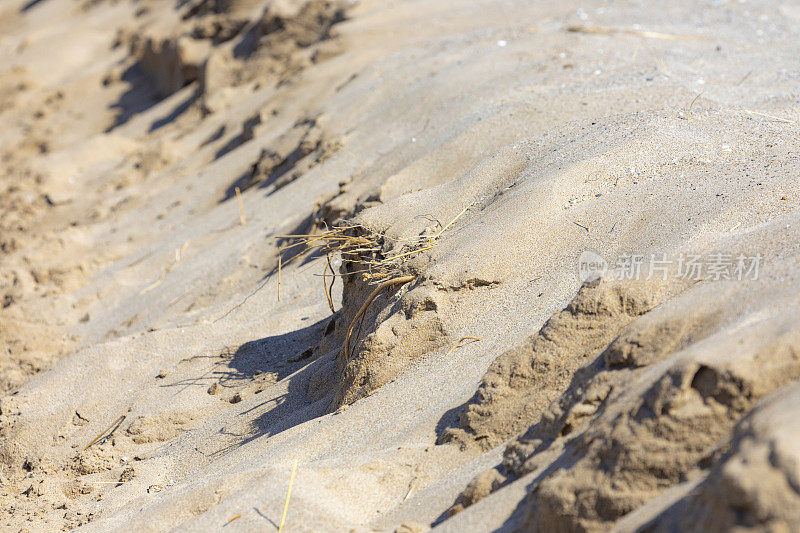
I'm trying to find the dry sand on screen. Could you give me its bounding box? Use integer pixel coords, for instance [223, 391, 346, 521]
[1, 0, 800, 531]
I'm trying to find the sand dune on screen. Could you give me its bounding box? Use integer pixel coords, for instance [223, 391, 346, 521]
[2, 0, 800, 530]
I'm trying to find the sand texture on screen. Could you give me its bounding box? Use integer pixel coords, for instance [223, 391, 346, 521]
[2, 0, 800, 531]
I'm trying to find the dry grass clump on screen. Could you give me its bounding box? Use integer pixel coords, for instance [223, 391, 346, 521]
[276, 203, 472, 303]
[275, 221, 436, 335]
[277, 224, 428, 285]
[276, 224, 434, 361]
[277, 205, 472, 361]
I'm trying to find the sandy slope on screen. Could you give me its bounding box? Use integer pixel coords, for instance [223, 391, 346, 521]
[1, 0, 800, 531]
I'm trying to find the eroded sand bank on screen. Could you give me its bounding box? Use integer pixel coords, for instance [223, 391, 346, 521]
[2, 0, 800, 530]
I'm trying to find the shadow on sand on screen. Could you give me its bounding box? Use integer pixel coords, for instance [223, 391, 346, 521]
[161, 314, 338, 457]
[106, 63, 198, 132]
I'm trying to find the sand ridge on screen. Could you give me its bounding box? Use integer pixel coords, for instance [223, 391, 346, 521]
[2, 0, 800, 531]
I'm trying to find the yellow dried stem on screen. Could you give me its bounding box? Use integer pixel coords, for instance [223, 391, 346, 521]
[342, 275, 415, 362]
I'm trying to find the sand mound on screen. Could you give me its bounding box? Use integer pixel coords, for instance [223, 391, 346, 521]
[639, 383, 800, 532]
[236, 114, 342, 196]
[3, 0, 800, 530]
[448, 241, 800, 530]
[332, 277, 450, 407]
[440, 278, 666, 452]
[130, 0, 347, 97]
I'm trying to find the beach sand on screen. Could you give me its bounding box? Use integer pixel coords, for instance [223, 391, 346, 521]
[2, 0, 800, 530]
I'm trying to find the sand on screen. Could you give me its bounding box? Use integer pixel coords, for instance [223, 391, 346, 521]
[1, 0, 800, 531]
